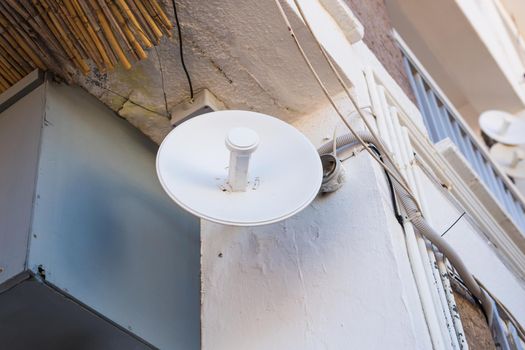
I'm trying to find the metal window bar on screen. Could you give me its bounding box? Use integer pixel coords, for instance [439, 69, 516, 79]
[403, 56, 525, 234]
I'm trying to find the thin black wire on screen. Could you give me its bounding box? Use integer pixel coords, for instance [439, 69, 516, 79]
[368, 144, 403, 226]
[441, 212, 466, 237]
[171, 0, 194, 100]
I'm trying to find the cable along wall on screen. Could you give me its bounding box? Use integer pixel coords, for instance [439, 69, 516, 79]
[274, 1, 467, 347]
[364, 68, 467, 350]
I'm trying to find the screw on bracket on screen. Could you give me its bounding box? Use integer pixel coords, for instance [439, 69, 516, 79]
[37, 265, 46, 280]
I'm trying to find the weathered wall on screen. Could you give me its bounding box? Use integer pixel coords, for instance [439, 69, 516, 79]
[75, 0, 421, 145]
[201, 145, 433, 350]
[199, 3, 436, 348]
[78, 0, 346, 144]
[453, 289, 496, 350]
[344, 0, 415, 101]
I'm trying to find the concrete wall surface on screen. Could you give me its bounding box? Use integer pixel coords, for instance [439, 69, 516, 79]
[200, 1, 525, 348]
[201, 151, 433, 350]
[27, 82, 201, 349]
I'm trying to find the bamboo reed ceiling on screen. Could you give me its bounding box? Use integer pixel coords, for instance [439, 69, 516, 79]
[0, 0, 174, 93]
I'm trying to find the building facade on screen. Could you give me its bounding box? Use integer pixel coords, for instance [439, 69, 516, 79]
[0, 0, 524, 349]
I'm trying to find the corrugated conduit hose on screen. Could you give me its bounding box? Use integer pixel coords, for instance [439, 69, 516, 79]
[318, 131, 494, 324]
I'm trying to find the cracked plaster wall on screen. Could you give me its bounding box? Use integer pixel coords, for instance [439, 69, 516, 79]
[78, 0, 346, 144]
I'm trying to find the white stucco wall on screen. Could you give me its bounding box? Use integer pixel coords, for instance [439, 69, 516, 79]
[201, 142, 432, 350]
[198, 5, 436, 341]
[200, 1, 525, 348]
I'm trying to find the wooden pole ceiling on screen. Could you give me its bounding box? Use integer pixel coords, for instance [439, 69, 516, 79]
[0, 0, 173, 93]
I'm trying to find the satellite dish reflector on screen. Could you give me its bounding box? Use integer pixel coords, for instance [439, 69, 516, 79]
[156, 110, 322, 226]
[489, 143, 525, 179]
[479, 110, 525, 145]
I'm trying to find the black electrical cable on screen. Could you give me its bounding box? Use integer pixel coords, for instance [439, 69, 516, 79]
[440, 212, 466, 237]
[171, 0, 194, 100]
[368, 144, 403, 226]
[385, 168, 404, 226]
[365, 143, 465, 232]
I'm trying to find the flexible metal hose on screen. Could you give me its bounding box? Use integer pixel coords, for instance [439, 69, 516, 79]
[317, 131, 372, 155]
[318, 132, 494, 324]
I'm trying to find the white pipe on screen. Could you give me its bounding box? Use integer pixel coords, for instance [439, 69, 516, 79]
[275, 0, 493, 335]
[364, 69, 392, 152]
[378, 86, 398, 155]
[275, 1, 491, 341]
[437, 253, 469, 349]
[317, 131, 494, 329]
[401, 127, 458, 350]
[369, 88, 447, 350]
[401, 123, 467, 348]
[403, 221, 447, 350]
[386, 104, 451, 349]
[393, 119, 452, 349]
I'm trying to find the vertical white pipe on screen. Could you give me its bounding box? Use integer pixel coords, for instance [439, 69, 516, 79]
[378, 86, 398, 154]
[386, 106, 448, 349]
[364, 68, 392, 152]
[368, 79, 445, 350]
[437, 253, 469, 349]
[401, 126, 458, 350]
[398, 121, 467, 348]
[402, 219, 447, 350]
[402, 128, 467, 349]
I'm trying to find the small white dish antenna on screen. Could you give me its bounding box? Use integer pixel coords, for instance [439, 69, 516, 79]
[489, 143, 525, 179]
[479, 110, 525, 145]
[156, 110, 322, 226]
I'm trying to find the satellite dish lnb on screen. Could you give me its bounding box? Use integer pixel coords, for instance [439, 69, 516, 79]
[489, 143, 525, 179]
[479, 110, 525, 145]
[156, 110, 322, 226]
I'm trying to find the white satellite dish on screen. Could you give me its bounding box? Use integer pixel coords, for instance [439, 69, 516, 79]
[479, 110, 525, 145]
[489, 143, 525, 179]
[156, 110, 322, 226]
